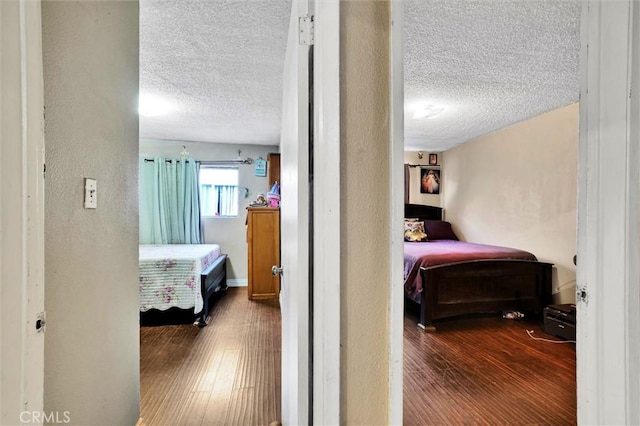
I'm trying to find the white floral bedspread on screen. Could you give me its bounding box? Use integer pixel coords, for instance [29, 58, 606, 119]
[139, 244, 222, 314]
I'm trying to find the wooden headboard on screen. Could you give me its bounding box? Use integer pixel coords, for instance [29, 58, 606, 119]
[404, 203, 443, 221]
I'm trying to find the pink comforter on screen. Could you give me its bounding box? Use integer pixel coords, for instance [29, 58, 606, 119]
[404, 240, 537, 301]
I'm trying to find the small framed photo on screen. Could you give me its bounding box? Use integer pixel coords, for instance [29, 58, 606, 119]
[428, 153, 438, 165]
[420, 168, 440, 194]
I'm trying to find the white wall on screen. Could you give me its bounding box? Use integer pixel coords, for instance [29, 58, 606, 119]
[139, 139, 279, 282]
[404, 151, 443, 207]
[444, 103, 578, 303]
[42, 2, 140, 424]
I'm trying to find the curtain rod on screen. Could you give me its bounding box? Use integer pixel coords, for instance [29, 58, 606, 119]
[143, 158, 254, 165]
[143, 158, 195, 163]
[200, 158, 253, 165]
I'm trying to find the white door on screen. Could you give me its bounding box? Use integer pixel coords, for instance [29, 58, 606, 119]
[0, 1, 46, 424]
[279, 0, 311, 424]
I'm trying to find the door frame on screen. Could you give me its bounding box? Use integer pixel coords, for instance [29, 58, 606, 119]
[576, 1, 640, 423]
[312, 1, 341, 425]
[389, 0, 404, 424]
[0, 0, 46, 423]
[388, 0, 640, 424]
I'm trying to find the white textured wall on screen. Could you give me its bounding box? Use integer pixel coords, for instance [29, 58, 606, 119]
[42, 1, 140, 424]
[341, 1, 391, 422]
[404, 151, 443, 207]
[444, 103, 578, 303]
[139, 139, 278, 281]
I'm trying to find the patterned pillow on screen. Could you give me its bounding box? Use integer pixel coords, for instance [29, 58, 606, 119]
[404, 220, 428, 242]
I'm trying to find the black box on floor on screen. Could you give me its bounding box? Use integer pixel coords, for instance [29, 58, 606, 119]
[543, 304, 576, 341]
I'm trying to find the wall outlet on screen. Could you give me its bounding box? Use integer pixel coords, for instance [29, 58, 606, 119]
[84, 178, 97, 209]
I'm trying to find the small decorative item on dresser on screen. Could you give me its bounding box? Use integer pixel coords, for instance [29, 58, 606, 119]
[267, 181, 280, 207]
[267, 193, 280, 208]
[250, 193, 268, 207]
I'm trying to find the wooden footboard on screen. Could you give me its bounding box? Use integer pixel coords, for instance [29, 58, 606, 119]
[418, 260, 552, 330]
[195, 254, 228, 327]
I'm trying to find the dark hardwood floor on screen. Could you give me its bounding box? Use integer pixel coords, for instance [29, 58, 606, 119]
[140, 288, 575, 425]
[404, 309, 577, 425]
[139, 288, 281, 426]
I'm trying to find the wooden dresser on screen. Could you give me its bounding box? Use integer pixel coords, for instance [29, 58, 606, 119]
[246, 207, 280, 299]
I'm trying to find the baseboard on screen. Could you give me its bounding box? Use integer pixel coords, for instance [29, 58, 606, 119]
[227, 279, 248, 287]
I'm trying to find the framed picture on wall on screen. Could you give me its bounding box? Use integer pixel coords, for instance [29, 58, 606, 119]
[254, 157, 267, 177]
[420, 168, 440, 194]
[428, 153, 438, 165]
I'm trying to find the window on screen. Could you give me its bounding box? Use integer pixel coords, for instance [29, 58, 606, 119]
[199, 167, 239, 217]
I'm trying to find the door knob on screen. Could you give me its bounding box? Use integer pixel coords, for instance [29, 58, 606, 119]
[272, 265, 284, 276]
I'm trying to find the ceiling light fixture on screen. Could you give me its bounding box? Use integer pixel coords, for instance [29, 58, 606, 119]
[413, 105, 445, 119]
[138, 94, 175, 117]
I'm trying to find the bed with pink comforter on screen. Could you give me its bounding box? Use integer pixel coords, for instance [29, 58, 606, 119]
[402, 204, 552, 329]
[404, 240, 537, 302]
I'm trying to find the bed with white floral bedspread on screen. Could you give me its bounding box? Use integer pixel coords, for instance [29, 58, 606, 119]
[139, 244, 224, 320]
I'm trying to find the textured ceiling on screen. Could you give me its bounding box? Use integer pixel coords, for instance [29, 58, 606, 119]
[139, 0, 291, 145]
[140, 0, 580, 151]
[404, 0, 581, 151]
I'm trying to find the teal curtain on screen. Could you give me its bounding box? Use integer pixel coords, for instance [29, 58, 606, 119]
[139, 157, 202, 244]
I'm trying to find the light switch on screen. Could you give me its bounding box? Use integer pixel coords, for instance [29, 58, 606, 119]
[84, 178, 97, 209]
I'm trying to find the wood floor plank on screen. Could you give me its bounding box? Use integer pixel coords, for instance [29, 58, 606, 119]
[140, 288, 281, 426]
[404, 310, 577, 425]
[142, 287, 573, 425]
[225, 388, 255, 426]
[202, 349, 240, 425]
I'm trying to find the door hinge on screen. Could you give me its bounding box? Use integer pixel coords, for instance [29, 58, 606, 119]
[36, 311, 46, 334]
[299, 15, 314, 46]
[576, 287, 589, 304]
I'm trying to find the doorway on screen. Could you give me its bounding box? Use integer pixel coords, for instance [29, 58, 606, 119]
[399, 2, 579, 423]
[391, 1, 640, 424]
[137, 1, 321, 425]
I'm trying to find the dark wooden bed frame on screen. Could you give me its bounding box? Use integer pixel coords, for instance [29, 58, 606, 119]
[196, 253, 228, 326]
[405, 204, 552, 331]
[140, 253, 228, 328]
